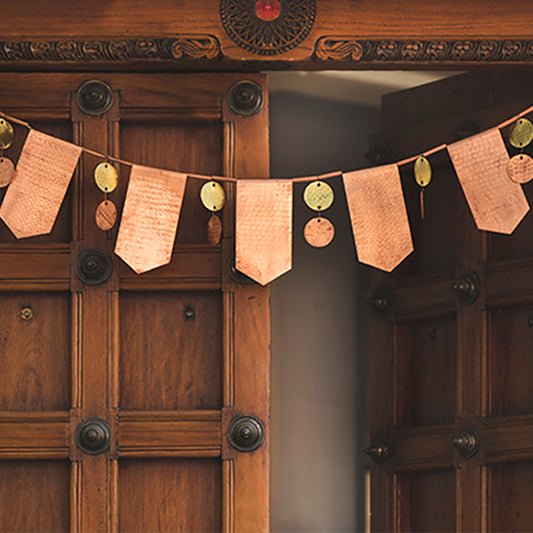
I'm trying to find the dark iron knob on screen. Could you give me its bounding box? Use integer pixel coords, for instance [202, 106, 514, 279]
[367, 287, 391, 317]
[365, 438, 391, 465]
[228, 80, 263, 116]
[76, 249, 113, 285]
[75, 419, 111, 455]
[452, 427, 479, 459]
[76, 80, 113, 116]
[453, 271, 480, 305]
[228, 416, 264, 452]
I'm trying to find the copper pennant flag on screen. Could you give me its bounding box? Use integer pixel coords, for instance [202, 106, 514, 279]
[343, 165, 414, 272]
[236, 179, 293, 285]
[447, 128, 529, 234]
[114, 165, 187, 274]
[0, 130, 82, 238]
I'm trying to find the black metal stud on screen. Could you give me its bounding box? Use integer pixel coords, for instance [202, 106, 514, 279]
[452, 427, 479, 459]
[228, 80, 263, 116]
[228, 416, 265, 452]
[367, 287, 391, 317]
[76, 80, 113, 116]
[75, 419, 111, 455]
[76, 249, 113, 285]
[365, 438, 391, 465]
[453, 271, 480, 306]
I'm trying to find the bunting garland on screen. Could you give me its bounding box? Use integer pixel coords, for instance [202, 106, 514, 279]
[0, 103, 532, 284]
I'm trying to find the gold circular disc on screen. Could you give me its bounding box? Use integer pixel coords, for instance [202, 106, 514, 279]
[200, 181, 225, 212]
[508, 118, 533, 149]
[94, 162, 119, 193]
[303, 180, 334, 211]
[0, 119, 14, 150]
[304, 217, 335, 248]
[414, 156, 432, 187]
[507, 153, 533, 184]
[0, 157, 14, 187]
[95, 200, 117, 231]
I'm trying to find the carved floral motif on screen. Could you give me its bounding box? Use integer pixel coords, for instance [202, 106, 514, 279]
[0, 37, 220, 62]
[315, 38, 533, 63]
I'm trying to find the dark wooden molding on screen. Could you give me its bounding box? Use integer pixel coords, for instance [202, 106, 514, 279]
[314, 37, 533, 64]
[0, 36, 220, 63]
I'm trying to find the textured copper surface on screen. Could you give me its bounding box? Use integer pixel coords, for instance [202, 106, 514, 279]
[507, 153, 533, 184]
[303, 217, 334, 248]
[0, 157, 14, 187]
[236, 179, 292, 285]
[448, 128, 529, 234]
[0, 130, 81, 238]
[343, 165, 414, 272]
[114, 165, 187, 274]
[207, 213, 222, 245]
[95, 200, 117, 231]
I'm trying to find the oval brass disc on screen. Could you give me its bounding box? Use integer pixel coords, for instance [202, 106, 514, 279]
[0, 157, 14, 187]
[0, 119, 14, 150]
[508, 118, 533, 149]
[95, 200, 117, 231]
[414, 156, 432, 187]
[207, 213, 223, 245]
[200, 181, 225, 212]
[303, 180, 334, 211]
[304, 217, 335, 248]
[94, 162, 119, 193]
[507, 153, 533, 184]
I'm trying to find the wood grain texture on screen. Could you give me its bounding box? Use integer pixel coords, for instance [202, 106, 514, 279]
[343, 165, 413, 272]
[118, 459, 221, 533]
[0, 130, 81, 238]
[448, 128, 529, 234]
[114, 166, 187, 274]
[0, 460, 70, 533]
[235, 179, 292, 285]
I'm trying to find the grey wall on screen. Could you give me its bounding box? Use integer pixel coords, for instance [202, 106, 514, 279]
[269, 90, 379, 532]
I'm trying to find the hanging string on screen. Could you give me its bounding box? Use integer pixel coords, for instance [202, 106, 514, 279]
[1, 102, 533, 184]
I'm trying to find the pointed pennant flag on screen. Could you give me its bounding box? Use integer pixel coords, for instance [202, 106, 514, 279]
[0, 130, 82, 238]
[236, 179, 292, 285]
[114, 165, 187, 274]
[343, 165, 413, 272]
[447, 128, 529, 234]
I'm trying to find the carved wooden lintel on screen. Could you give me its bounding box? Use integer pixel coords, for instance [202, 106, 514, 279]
[315, 37, 533, 64]
[0, 36, 220, 62]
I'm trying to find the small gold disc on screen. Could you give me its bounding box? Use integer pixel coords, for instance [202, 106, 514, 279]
[95, 200, 117, 231]
[0, 157, 14, 187]
[94, 162, 119, 193]
[508, 118, 533, 149]
[303, 180, 334, 211]
[304, 217, 335, 248]
[200, 181, 225, 212]
[414, 156, 432, 187]
[507, 153, 533, 184]
[0, 119, 14, 150]
[207, 213, 223, 245]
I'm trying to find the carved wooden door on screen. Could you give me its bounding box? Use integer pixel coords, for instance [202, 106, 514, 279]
[0, 72, 269, 532]
[368, 71, 533, 532]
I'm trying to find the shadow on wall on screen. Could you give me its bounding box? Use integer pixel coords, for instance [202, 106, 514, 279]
[269, 90, 379, 533]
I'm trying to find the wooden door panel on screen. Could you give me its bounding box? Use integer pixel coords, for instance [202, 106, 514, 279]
[488, 461, 533, 532]
[398, 468, 457, 532]
[0, 460, 70, 533]
[396, 316, 457, 427]
[118, 458, 221, 533]
[119, 291, 222, 411]
[0, 292, 70, 411]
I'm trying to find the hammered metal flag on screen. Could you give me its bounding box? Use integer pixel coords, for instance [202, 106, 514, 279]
[343, 165, 414, 272]
[0, 130, 82, 238]
[236, 179, 292, 285]
[447, 128, 530, 234]
[114, 165, 187, 274]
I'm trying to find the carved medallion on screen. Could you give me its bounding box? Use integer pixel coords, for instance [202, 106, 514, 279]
[220, 0, 316, 55]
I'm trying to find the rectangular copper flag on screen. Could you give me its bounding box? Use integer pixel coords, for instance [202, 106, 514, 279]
[114, 165, 187, 274]
[0, 129, 82, 238]
[447, 128, 529, 234]
[343, 165, 413, 272]
[236, 179, 293, 285]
